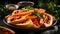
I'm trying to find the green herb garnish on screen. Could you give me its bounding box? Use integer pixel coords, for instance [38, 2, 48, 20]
[31, 12, 43, 18]
[31, 12, 37, 16]
[37, 13, 43, 18]
[21, 6, 34, 10]
[25, 6, 34, 10]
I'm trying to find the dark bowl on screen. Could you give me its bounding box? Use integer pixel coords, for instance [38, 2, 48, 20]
[3, 14, 59, 33]
[17, 1, 34, 7]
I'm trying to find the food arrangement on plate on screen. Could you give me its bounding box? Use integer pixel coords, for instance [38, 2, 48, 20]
[0, 1, 59, 34]
[5, 6, 56, 28]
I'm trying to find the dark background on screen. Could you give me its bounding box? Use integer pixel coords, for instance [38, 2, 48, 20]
[0, 0, 37, 4]
[0, 0, 60, 7]
[0, 0, 60, 4]
[0, 0, 39, 8]
[0, 0, 60, 34]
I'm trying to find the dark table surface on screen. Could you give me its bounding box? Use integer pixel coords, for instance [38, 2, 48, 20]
[0, 18, 60, 34]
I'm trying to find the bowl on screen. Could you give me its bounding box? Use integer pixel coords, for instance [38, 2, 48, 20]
[3, 14, 59, 32]
[17, 1, 34, 7]
[6, 4, 19, 11]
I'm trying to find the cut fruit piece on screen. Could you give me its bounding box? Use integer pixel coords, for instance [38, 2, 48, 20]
[0, 26, 15, 34]
[15, 19, 40, 28]
[15, 19, 33, 28]
[7, 15, 28, 24]
[39, 18, 45, 27]
[44, 13, 53, 27]
[12, 10, 23, 15]
[31, 18, 40, 28]
[12, 10, 34, 16]
[38, 9, 45, 14]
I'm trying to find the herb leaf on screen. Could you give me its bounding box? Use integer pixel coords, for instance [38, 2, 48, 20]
[31, 12, 43, 18]
[31, 12, 37, 16]
[25, 6, 34, 10]
[21, 6, 34, 10]
[37, 13, 43, 18]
